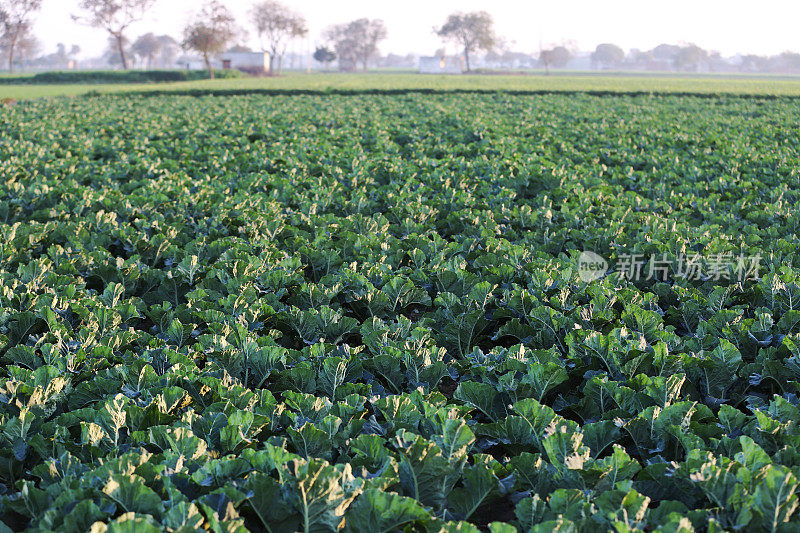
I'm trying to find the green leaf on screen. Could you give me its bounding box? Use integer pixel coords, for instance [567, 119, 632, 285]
[63, 500, 108, 533]
[543, 430, 590, 475]
[502, 399, 565, 451]
[431, 419, 475, 463]
[643, 373, 686, 408]
[582, 420, 621, 458]
[753, 466, 799, 532]
[488, 523, 518, 533]
[454, 381, 506, 421]
[102, 475, 164, 516]
[89, 513, 161, 533]
[286, 459, 360, 533]
[735, 436, 771, 471]
[515, 495, 548, 532]
[343, 489, 429, 533]
[162, 502, 205, 532]
[521, 362, 569, 402]
[394, 431, 453, 511]
[448, 464, 498, 520]
[4, 345, 43, 369]
[595, 484, 651, 526]
[245, 473, 294, 532]
[593, 445, 642, 492]
[165, 318, 191, 348]
[526, 520, 577, 533]
[689, 460, 739, 510]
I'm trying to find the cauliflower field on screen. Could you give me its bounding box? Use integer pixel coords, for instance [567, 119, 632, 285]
[2, 93, 800, 532]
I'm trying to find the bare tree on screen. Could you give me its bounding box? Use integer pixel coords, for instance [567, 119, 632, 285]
[250, 0, 306, 76]
[182, 0, 237, 79]
[0, 0, 42, 73]
[0, 24, 38, 71]
[324, 18, 386, 72]
[73, 0, 156, 70]
[435, 11, 495, 73]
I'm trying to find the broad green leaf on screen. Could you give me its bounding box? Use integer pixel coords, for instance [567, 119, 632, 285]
[343, 489, 428, 533]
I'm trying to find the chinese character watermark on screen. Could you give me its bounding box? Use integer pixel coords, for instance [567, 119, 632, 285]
[577, 251, 762, 283]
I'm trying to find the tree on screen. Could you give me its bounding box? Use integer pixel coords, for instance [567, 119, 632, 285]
[652, 43, 680, 66]
[30, 42, 78, 69]
[0, 0, 42, 73]
[182, 0, 237, 79]
[739, 54, 769, 73]
[591, 43, 625, 70]
[313, 46, 336, 69]
[156, 34, 178, 68]
[250, 0, 306, 76]
[0, 23, 38, 71]
[324, 18, 386, 72]
[131, 32, 162, 69]
[435, 11, 495, 73]
[776, 52, 800, 74]
[627, 48, 653, 70]
[673, 44, 707, 72]
[72, 0, 155, 70]
[103, 34, 130, 66]
[539, 46, 571, 74]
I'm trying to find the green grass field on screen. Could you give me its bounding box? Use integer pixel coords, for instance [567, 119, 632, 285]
[4, 71, 800, 99]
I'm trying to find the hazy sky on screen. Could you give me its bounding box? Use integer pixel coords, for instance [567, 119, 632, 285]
[32, 0, 800, 58]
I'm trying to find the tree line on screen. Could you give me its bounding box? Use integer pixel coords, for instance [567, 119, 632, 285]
[2, 0, 799, 76]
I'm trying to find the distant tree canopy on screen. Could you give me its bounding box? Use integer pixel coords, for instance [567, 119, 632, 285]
[435, 11, 496, 73]
[313, 45, 336, 67]
[0, 0, 42, 72]
[9, 3, 800, 76]
[652, 43, 681, 63]
[130, 32, 177, 68]
[250, 0, 307, 76]
[324, 18, 386, 72]
[130, 32, 158, 67]
[539, 45, 572, 73]
[23, 42, 78, 69]
[775, 52, 800, 72]
[591, 43, 625, 69]
[73, 0, 156, 70]
[182, 0, 237, 78]
[673, 44, 708, 71]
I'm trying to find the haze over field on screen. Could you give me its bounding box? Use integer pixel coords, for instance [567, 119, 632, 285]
[31, 0, 800, 59]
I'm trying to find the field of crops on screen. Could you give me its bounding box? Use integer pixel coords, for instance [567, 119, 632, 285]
[4, 71, 800, 100]
[1, 92, 800, 532]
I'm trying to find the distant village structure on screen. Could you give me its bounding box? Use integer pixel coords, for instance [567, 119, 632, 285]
[220, 52, 270, 75]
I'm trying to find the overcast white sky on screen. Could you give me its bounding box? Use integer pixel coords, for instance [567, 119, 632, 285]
[32, 0, 800, 58]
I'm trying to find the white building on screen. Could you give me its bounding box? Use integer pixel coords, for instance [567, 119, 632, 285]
[419, 56, 463, 74]
[221, 52, 270, 74]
